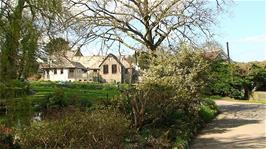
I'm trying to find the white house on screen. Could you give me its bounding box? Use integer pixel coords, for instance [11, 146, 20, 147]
[39, 50, 137, 83]
[40, 53, 87, 82]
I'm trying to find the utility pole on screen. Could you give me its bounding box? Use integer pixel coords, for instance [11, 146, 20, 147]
[227, 42, 233, 82]
[226, 42, 231, 63]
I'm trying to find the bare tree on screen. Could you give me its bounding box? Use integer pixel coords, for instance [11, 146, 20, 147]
[202, 40, 224, 51]
[68, 0, 226, 52]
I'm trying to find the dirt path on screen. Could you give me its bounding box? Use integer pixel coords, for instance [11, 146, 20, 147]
[190, 100, 266, 149]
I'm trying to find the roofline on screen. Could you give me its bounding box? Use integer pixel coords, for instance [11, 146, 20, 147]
[98, 53, 123, 67]
[41, 67, 87, 70]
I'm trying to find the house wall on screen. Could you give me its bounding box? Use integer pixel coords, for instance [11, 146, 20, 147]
[99, 56, 122, 83]
[42, 68, 85, 82]
[86, 70, 100, 82]
[48, 69, 72, 81]
[74, 69, 84, 81]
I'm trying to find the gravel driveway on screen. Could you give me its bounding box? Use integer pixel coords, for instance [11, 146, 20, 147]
[190, 100, 266, 149]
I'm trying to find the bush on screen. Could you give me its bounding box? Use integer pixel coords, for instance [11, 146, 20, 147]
[206, 60, 266, 99]
[199, 99, 219, 123]
[121, 48, 209, 130]
[19, 109, 130, 149]
[199, 105, 216, 123]
[41, 87, 68, 109]
[108, 47, 210, 148]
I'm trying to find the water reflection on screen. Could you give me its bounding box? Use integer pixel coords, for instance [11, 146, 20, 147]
[32, 112, 42, 122]
[0, 97, 39, 128]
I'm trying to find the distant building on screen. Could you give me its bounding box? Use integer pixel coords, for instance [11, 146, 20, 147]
[202, 49, 230, 61]
[39, 49, 137, 83]
[98, 53, 134, 83]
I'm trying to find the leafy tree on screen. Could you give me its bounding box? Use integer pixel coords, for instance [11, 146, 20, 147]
[206, 60, 266, 100]
[0, 0, 63, 81]
[250, 64, 266, 91]
[17, 21, 40, 79]
[206, 59, 234, 96]
[44, 37, 70, 56]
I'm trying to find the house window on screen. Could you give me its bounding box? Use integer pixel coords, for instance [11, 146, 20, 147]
[103, 65, 108, 74]
[60, 69, 63, 74]
[69, 69, 74, 73]
[112, 64, 117, 74]
[125, 68, 129, 74]
[93, 70, 97, 72]
[54, 69, 57, 74]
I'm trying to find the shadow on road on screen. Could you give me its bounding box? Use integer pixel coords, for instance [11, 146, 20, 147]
[201, 118, 260, 134]
[218, 103, 265, 114]
[190, 135, 266, 149]
[190, 102, 266, 149]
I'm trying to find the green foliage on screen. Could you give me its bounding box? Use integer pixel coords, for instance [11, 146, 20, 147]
[43, 88, 67, 108]
[206, 60, 233, 96]
[31, 82, 120, 112]
[19, 109, 130, 149]
[199, 99, 219, 123]
[135, 51, 152, 69]
[138, 47, 209, 120]
[206, 60, 266, 99]
[0, 80, 30, 99]
[111, 46, 210, 147]
[199, 105, 216, 123]
[17, 21, 40, 79]
[44, 37, 70, 56]
[0, 0, 63, 80]
[251, 65, 266, 91]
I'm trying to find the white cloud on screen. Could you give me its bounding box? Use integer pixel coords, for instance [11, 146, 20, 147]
[232, 35, 266, 43]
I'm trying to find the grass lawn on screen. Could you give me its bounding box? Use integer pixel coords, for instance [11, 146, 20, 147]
[0, 81, 123, 127]
[30, 81, 121, 103]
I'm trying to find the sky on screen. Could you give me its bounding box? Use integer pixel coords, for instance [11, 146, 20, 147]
[214, 0, 266, 62]
[80, 0, 266, 62]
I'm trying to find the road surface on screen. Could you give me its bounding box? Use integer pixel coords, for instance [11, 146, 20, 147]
[190, 100, 266, 149]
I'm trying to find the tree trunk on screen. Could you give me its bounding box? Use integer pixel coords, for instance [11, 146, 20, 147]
[0, 0, 26, 80]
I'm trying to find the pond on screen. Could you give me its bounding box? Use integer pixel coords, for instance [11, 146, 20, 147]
[0, 97, 43, 128]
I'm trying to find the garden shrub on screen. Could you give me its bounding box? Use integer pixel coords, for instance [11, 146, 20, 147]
[199, 105, 216, 123]
[38, 87, 68, 110]
[199, 99, 219, 123]
[19, 109, 130, 149]
[110, 47, 211, 148]
[126, 47, 209, 130]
